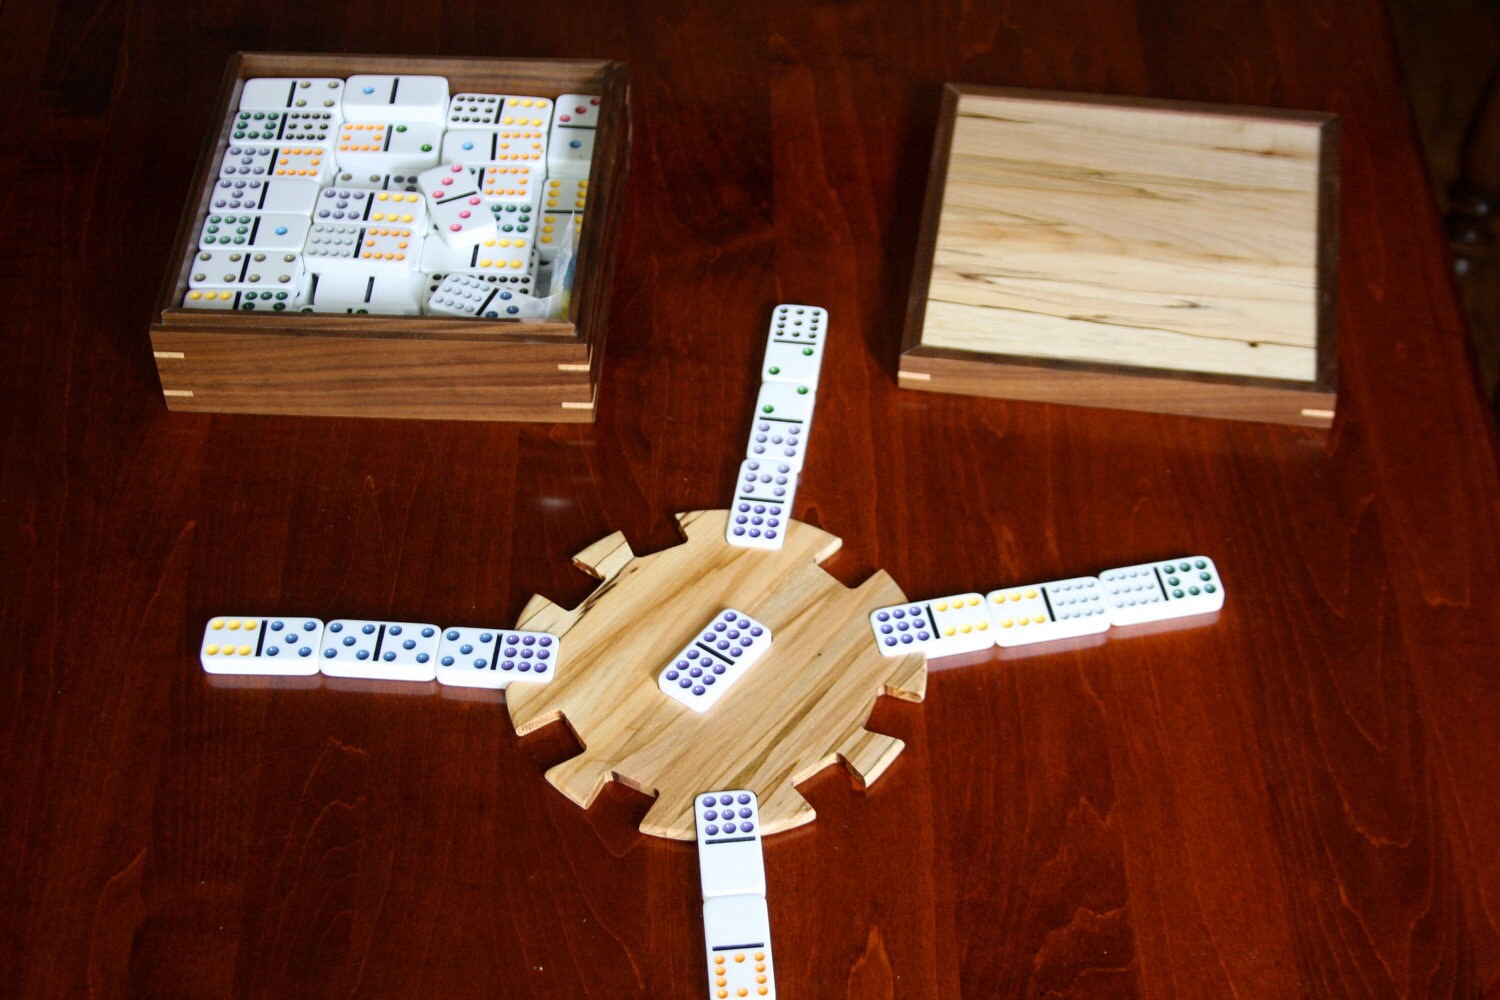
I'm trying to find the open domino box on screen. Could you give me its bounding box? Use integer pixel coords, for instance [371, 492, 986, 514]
[150, 52, 629, 423]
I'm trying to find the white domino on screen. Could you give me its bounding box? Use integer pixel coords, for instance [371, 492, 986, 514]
[445, 93, 553, 129]
[186, 250, 304, 291]
[328, 169, 423, 192]
[725, 459, 797, 550]
[343, 75, 449, 124]
[1099, 556, 1225, 626]
[218, 145, 333, 184]
[227, 109, 337, 149]
[198, 213, 308, 252]
[418, 231, 534, 276]
[869, 593, 993, 658]
[440, 129, 548, 171]
[313, 185, 426, 227]
[182, 286, 307, 312]
[547, 126, 595, 176]
[695, 790, 766, 899]
[319, 619, 440, 681]
[435, 626, 560, 689]
[760, 305, 827, 388]
[745, 382, 815, 472]
[200, 615, 324, 676]
[426, 274, 546, 319]
[477, 164, 539, 210]
[334, 121, 442, 173]
[703, 894, 776, 999]
[985, 576, 1110, 647]
[239, 77, 344, 113]
[302, 222, 422, 276]
[420, 164, 495, 249]
[658, 609, 772, 713]
[551, 93, 602, 129]
[209, 177, 321, 215]
[300, 272, 425, 315]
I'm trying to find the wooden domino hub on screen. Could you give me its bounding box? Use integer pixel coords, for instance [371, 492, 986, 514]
[505, 509, 927, 841]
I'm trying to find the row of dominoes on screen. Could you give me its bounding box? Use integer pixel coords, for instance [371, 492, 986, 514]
[870, 556, 1225, 658]
[727, 305, 829, 550]
[182, 75, 597, 316]
[695, 789, 776, 998]
[183, 211, 581, 316]
[200, 615, 560, 688]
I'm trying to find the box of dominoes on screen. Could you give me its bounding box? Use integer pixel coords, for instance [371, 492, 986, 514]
[150, 52, 629, 423]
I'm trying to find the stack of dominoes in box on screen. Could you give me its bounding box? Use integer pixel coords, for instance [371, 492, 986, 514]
[181, 75, 601, 319]
[725, 305, 829, 550]
[696, 789, 777, 999]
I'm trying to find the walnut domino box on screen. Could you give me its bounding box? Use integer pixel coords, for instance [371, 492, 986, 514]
[901, 85, 1338, 428]
[150, 52, 629, 423]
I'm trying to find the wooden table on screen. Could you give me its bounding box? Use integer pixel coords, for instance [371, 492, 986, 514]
[3, 2, 1498, 997]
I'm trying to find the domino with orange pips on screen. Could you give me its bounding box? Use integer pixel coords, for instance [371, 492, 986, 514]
[703, 894, 776, 999]
[218, 145, 333, 184]
[985, 576, 1110, 647]
[303, 222, 421, 276]
[869, 592, 993, 658]
[334, 121, 441, 174]
[441, 129, 548, 171]
[479, 165, 539, 211]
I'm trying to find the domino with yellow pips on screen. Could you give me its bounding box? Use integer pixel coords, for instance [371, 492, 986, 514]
[314, 186, 426, 227]
[869, 593, 993, 658]
[418, 231, 533, 275]
[445, 93, 553, 129]
[986, 576, 1110, 647]
[201, 616, 325, 675]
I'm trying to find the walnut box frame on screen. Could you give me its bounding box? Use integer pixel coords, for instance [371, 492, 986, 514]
[900, 85, 1339, 429]
[150, 52, 630, 423]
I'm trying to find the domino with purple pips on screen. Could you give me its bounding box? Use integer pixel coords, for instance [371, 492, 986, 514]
[869, 593, 993, 658]
[209, 178, 320, 215]
[726, 459, 797, 550]
[1099, 556, 1224, 626]
[695, 789, 766, 899]
[434, 626, 560, 689]
[986, 576, 1110, 647]
[658, 610, 772, 713]
[218, 145, 333, 184]
[314, 186, 426, 226]
[200, 615, 324, 676]
[319, 619, 440, 682]
[745, 382, 815, 472]
[760, 304, 827, 389]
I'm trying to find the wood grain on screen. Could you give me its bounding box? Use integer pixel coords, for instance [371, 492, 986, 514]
[149, 53, 630, 423]
[2, 0, 1498, 997]
[505, 509, 926, 841]
[902, 85, 1338, 426]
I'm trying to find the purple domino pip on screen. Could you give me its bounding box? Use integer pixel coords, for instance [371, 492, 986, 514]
[658, 609, 773, 712]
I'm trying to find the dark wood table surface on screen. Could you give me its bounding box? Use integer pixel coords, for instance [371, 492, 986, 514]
[4, 1, 1499, 997]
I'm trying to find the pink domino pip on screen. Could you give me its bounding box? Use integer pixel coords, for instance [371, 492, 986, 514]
[419, 163, 497, 250]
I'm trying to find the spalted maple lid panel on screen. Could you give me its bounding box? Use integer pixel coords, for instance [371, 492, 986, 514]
[924, 88, 1334, 382]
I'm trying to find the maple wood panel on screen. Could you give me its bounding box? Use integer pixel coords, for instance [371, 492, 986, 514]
[2, 1, 1498, 999]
